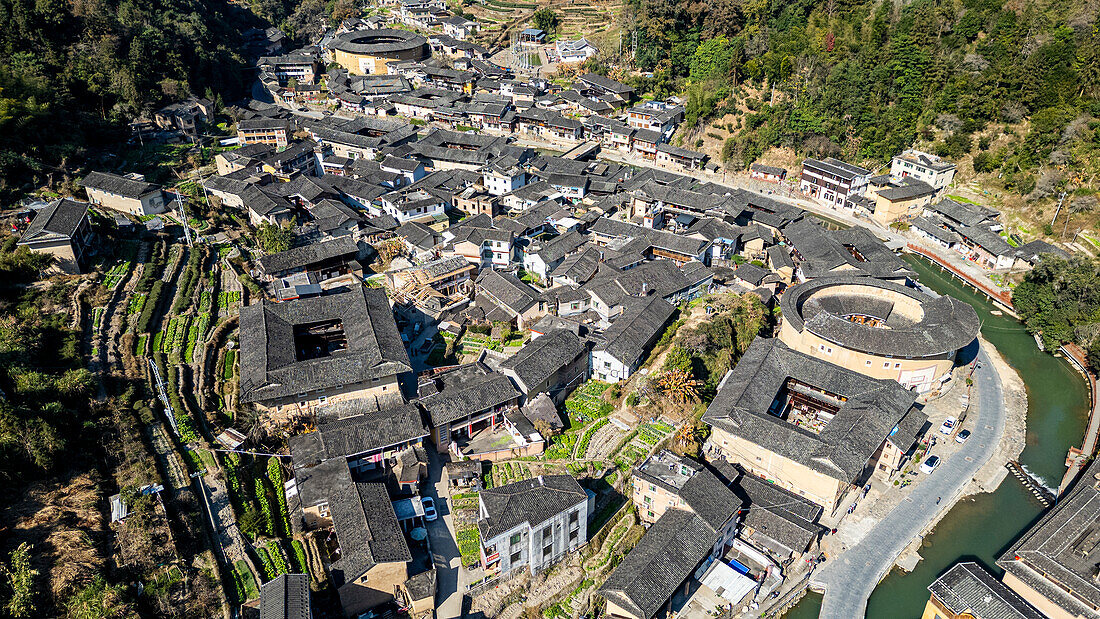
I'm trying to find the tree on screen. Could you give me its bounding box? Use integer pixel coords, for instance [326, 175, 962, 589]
[1, 543, 36, 618]
[689, 36, 737, 82]
[531, 9, 559, 35]
[256, 222, 294, 254]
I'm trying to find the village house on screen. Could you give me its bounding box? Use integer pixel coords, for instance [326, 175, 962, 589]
[417, 362, 528, 459]
[750, 163, 787, 183]
[891, 149, 956, 196]
[799, 157, 872, 210]
[591, 295, 675, 383]
[924, 562, 1043, 619]
[17, 198, 94, 275]
[477, 475, 590, 577]
[81, 171, 166, 217]
[498, 328, 588, 405]
[259, 573, 312, 619]
[238, 118, 292, 148]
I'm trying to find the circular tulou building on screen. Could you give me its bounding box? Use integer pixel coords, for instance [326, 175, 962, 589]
[778, 276, 980, 393]
[328, 29, 430, 75]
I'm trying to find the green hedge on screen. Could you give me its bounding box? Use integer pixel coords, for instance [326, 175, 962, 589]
[137, 280, 165, 332]
[173, 250, 202, 313]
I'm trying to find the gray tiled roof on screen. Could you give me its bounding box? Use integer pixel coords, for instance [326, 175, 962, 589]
[711, 460, 825, 556]
[635, 451, 740, 531]
[929, 562, 1044, 619]
[292, 457, 351, 509]
[477, 475, 586, 539]
[781, 219, 914, 280]
[81, 170, 160, 198]
[703, 338, 924, 483]
[582, 260, 690, 309]
[289, 402, 427, 467]
[418, 363, 521, 426]
[997, 459, 1100, 617]
[911, 215, 962, 245]
[239, 286, 412, 403]
[500, 329, 586, 394]
[260, 573, 311, 619]
[590, 217, 710, 258]
[396, 221, 438, 250]
[927, 198, 1001, 228]
[257, 236, 359, 275]
[20, 198, 88, 242]
[780, 276, 980, 359]
[596, 295, 674, 365]
[476, 269, 542, 315]
[599, 509, 718, 619]
[329, 482, 411, 583]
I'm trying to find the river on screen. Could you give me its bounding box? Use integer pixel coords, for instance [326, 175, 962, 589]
[784, 255, 1091, 618]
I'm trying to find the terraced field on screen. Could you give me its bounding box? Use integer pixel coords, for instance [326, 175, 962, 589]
[468, 0, 622, 50]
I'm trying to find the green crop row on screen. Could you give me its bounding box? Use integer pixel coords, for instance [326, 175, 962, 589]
[255, 478, 275, 537]
[254, 546, 276, 581]
[291, 540, 310, 576]
[267, 541, 289, 576]
[268, 457, 292, 537]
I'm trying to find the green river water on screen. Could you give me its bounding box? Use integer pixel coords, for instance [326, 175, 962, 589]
[784, 255, 1091, 618]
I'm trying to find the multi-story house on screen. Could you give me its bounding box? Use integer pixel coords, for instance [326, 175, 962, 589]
[238, 118, 292, 149]
[891, 149, 956, 196]
[477, 475, 590, 577]
[798, 157, 872, 210]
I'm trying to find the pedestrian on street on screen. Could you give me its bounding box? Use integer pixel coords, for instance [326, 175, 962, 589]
[936, 496, 941, 505]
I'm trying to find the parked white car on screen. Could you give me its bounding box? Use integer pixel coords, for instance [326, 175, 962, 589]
[920, 455, 941, 474]
[939, 417, 957, 435]
[422, 496, 438, 522]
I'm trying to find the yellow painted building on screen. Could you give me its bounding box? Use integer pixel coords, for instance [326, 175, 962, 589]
[778, 276, 979, 393]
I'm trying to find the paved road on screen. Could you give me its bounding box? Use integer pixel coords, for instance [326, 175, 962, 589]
[424, 448, 464, 619]
[813, 345, 1004, 618]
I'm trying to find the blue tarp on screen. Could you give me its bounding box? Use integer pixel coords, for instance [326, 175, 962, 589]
[728, 558, 752, 576]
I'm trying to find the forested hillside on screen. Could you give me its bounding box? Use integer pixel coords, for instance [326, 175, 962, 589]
[0, 0, 260, 200]
[613, 0, 1100, 201]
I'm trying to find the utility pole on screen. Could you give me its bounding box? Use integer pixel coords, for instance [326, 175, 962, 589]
[1051, 190, 1068, 227]
[176, 192, 193, 247]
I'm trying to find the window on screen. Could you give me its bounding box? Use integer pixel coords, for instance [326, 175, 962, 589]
[543, 545, 553, 558]
[894, 363, 901, 368]
[569, 529, 578, 544]
[569, 511, 579, 525]
[510, 551, 521, 564]
[510, 533, 521, 546]
[883, 362, 890, 369]
[865, 360, 872, 366]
